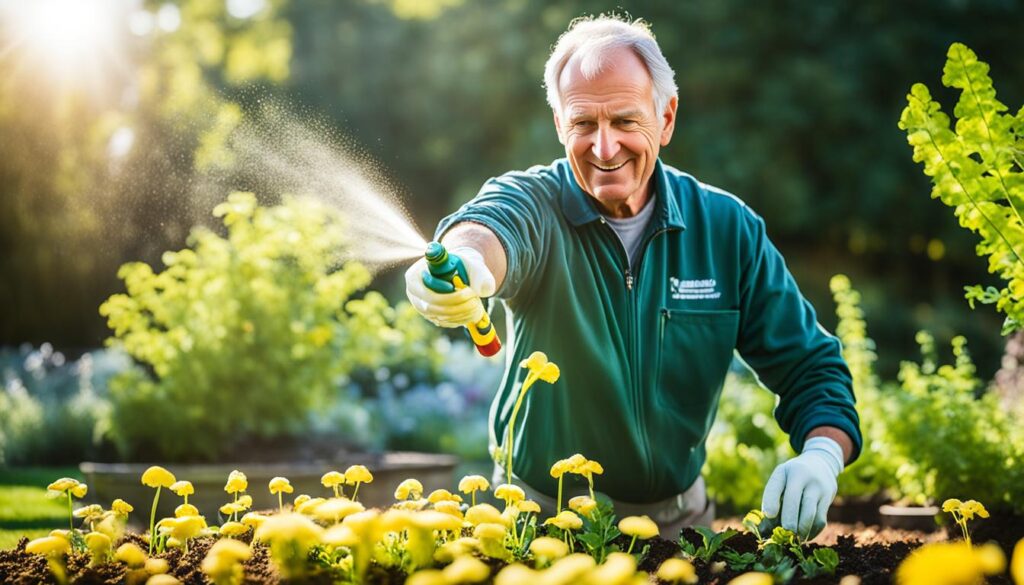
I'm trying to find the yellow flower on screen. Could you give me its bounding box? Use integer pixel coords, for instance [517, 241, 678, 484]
[588, 552, 636, 583]
[395, 478, 424, 501]
[657, 558, 698, 584]
[220, 503, 244, 516]
[146, 558, 172, 575]
[26, 535, 70, 557]
[433, 500, 463, 519]
[269, 477, 293, 495]
[413, 510, 463, 532]
[314, 498, 365, 523]
[85, 531, 112, 556]
[141, 466, 176, 488]
[427, 489, 463, 504]
[175, 504, 199, 518]
[70, 483, 88, 499]
[568, 495, 598, 517]
[542, 554, 595, 583]
[219, 521, 250, 537]
[74, 504, 104, 520]
[618, 515, 659, 539]
[344, 465, 373, 485]
[544, 510, 583, 531]
[959, 500, 989, 521]
[1010, 538, 1023, 585]
[465, 504, 506, 526]
[236, 494, 253, 510]
[519, 351, 560, 383]
[942, 498, 963, 513]
[201, 538, 251, 582]
[743, 509, 766, 526]
[406, 570, 447, 585]
[442, 555, 490, 583]
[254, 512, 324, 547]
[474, 522, 507, 540]
[458, 475, 490, 506]
[576, 459, 604, 479]
[146, 574, 180, 585]
[170, 481, 194, 498]
[112, 499, 134, 515]
[495, 483, 526, 507]
[323, 524, 360, 547]
[529, 536, 568, 560]
[550, 459, 575, 479]
[47, 478, 80, 493]
[224, 470, 248, 494]
[296, 497, 325, 515]
[896, 542, 1005, 585]
[727, 573, 774, 585]
[240, 512, 267, 529]
[293, 494, 311, 508]
[114, 542, 147, 568]
[494, 564, 539, 585]
[517, 500, 541, 515]
[321, 471, 346, 488]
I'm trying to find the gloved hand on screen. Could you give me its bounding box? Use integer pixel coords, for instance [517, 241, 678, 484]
[404, 246, 496, 328]
[760, 436, 844, 539]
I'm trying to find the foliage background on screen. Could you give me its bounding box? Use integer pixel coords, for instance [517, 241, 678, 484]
[2, 0, 1024, 469]
[3, 0, 1023, 380]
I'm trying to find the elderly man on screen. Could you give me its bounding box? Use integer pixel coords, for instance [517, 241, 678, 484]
[405, 15, 860, 538]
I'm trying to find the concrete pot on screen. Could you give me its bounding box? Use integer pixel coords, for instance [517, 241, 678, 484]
[80, 452, 458, 527]
[878, 504, 940, 532]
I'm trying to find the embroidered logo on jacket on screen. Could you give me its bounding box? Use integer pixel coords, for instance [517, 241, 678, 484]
[670, 277, 721, 300]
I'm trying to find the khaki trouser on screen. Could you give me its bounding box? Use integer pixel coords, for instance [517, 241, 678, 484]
[491, 465, 715, 538]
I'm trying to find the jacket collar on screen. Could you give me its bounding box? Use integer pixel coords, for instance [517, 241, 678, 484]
[559, 158, 686, 231]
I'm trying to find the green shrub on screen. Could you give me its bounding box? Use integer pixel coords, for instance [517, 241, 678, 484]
[99, 192, 441, 461]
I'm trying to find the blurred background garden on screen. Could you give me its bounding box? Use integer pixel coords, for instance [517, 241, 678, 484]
[2, 0, 1024, 548]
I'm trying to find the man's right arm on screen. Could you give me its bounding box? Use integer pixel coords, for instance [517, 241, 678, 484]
[404, 221, 507, 328]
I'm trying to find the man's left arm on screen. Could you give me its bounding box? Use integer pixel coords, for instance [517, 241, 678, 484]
[732, 211, 862, 539]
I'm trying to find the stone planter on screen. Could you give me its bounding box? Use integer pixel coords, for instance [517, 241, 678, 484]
[878, 504, 940, 532]
[80, 452, 458, 527]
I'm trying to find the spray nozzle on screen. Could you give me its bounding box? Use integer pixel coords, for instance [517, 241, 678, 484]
[421, 241, 502, 357]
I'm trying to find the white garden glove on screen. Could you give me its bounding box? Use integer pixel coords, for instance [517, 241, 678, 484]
[404, 246, 496, 328]
[760, 436, 844, 539]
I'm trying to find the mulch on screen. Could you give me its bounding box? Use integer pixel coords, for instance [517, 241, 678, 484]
[1, 516, 1021, 584]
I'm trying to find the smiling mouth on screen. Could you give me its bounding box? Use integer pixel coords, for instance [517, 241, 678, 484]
[592, 161, 627, 172]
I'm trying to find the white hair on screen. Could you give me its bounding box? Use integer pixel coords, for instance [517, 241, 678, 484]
[544, 15, 678, 118]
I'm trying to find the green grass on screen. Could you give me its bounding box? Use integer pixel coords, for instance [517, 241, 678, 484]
[0, 466, 84, 549]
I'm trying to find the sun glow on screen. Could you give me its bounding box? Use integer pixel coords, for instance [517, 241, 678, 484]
[1, 0, 124, 84]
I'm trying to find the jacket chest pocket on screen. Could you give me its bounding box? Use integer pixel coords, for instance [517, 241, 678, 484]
[653, 308, 740, 447]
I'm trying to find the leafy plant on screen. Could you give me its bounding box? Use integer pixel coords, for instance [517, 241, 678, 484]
[98, 192, 440, 461]
[575, 498, 620, 564]
[899, 42, 1024, 335]
[679, 526, 737, 564]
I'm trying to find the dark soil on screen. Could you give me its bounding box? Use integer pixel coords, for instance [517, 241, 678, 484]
[2, 516, 1021, 584]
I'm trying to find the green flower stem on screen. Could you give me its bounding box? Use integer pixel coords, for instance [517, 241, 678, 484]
[278, 493, 284, 513]
[626, 534, 637, 555]
[66, 492, 73, 531]
[506, 372, 538, 484]
[352, 482, 361, 501]
[587, 477, 595, 501]
[148, 487, 162, 555]
[556, 477, 563, 514]
[471, 493, 476, 507]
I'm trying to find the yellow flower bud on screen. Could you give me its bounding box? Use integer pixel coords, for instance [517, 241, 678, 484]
[517, 500, 541, 514]
[26, 535, 71, 557]
[169, 481, 194, 497]
[224, 470, 248, 494]
[344, 465, 373, 485]
[442, 556, 490, 583]
[473, 522, 506, 540]
[726, 573, 773, 585]
[458, 475, 490, 495]
[544, 510, 583, 531]
[432, 500, 463, 518]
[112, 499, 134, 515]
[529, 536, 568, 560]
[219, 521, 249, 537]
[175, 504, 199, 518]
[618, 515, 658, 539]
[657, 558, 698, 584]
[70, 483, 89, 499]
[495, 483, 526, 505]
[269, 477, 293, 495]
[465, 504, 505, 526]
[114, 542, 147, 568]
[395, 478, 424, 501]
[588, 552, 636, 583]
[427, 489, 463, 504]
[321, 471, 346, 488]
[47, 478, 80, 493]
[145, 557, 170, 574]
[568, 495, 597, 517]
[141, 466, 176, 488]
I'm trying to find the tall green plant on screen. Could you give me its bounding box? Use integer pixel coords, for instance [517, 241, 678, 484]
[898, 42, 1024, 334]
[99, 192, 438, 461]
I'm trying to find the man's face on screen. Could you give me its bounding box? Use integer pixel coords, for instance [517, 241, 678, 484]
[554, 47, 677, 217]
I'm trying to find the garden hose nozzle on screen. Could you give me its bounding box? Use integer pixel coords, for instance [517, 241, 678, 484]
[423, 241, 502, 357]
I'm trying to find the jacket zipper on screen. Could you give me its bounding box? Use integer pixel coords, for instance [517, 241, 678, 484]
[599, 217, 670, 495]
